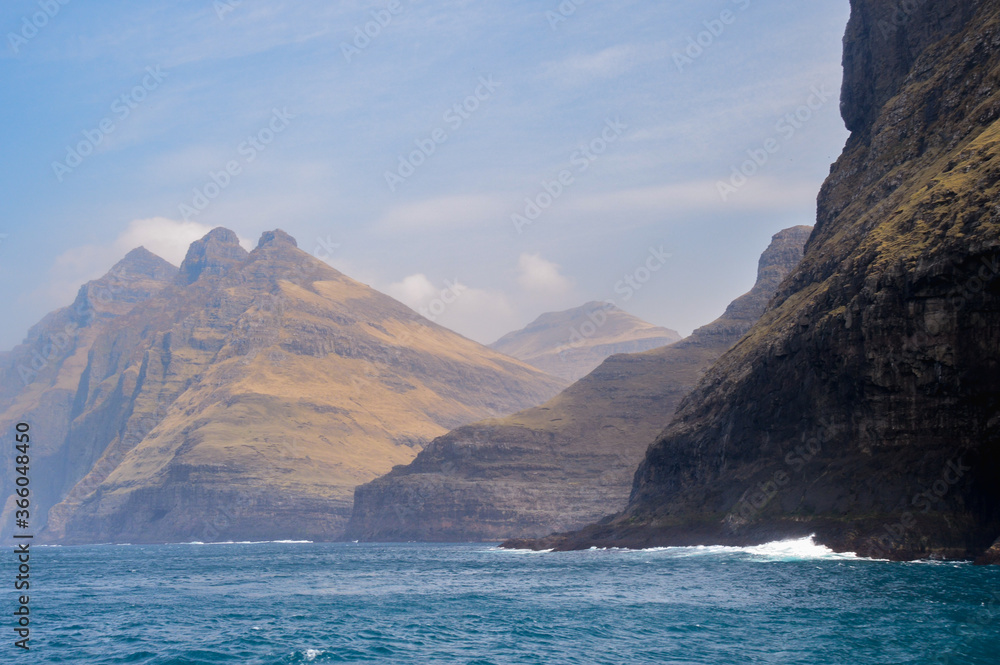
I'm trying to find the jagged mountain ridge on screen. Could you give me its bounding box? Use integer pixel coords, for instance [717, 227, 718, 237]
[490, 302, 681, 383]
[344, 226, 811, 542]
[505, 0, 1000, 563]
[1, 228, 566, 545]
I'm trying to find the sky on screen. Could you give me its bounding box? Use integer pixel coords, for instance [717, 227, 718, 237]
[0, 0, 852, 350]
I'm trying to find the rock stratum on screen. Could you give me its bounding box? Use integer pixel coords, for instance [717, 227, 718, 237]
[490, 302, 682, 383]
[505, 0, 1000, 563]
[0, 229, 565, 544]
[344, 227, 811, 542]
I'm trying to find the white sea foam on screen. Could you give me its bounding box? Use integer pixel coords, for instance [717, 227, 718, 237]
[303, 648, 324, 661]
[492, 537, 863, 560]
[272, 540, 313, 544]
[180, 540, 313, 546]
[489, 546, 554, 554]
[636, 536, 862, 561]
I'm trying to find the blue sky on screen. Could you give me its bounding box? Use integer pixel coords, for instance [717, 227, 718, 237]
[0, 0, 851, 349]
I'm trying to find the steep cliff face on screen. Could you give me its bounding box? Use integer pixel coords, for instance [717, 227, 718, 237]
[344, 227, 810, 542]
[3, 228, 565, 545]
[839, 0, 980, 137]
[0, 248, 177, 541]
[490, 303, 681, 383]
[506, 0, 1000, 562]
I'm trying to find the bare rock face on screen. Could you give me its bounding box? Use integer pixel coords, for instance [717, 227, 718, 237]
[344, 227, 810, 542]
[839, 0, 981, 137]
[177, 227, 248, 285]
[0, 248, 178, 540]
[506, 0, 1000, 562]
[2, 228, 566, 545]
[490, 303, 682, 383]
[976, 537, 1000, 565]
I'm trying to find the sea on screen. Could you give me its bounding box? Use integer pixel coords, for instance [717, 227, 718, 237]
[9, 537, 1000, 664]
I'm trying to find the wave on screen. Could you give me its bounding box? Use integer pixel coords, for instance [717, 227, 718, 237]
[499, 536, 863, 561]
[180, 540, 314, 546]
[636, 536, 863, 561]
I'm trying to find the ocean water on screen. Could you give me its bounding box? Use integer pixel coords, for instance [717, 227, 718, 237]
[11, 537, 1000, 664]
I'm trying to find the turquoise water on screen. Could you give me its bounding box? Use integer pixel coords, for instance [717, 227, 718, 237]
[9, 538, 1000, 664]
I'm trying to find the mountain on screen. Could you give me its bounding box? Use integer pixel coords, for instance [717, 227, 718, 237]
[0, 247, 178, 542]
[504, 0, 1000, 563]
[0, 228, 565, 545]
[344, 226, 811, 542]
[490, 302, 681, 382]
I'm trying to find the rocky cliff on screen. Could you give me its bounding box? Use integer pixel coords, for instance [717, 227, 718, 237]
[490, 303, 681, 383]
[0, 248, 177, 541]
[505, 0, 1000, 563]
[2, 228, 565, 545]
[344, 227, 810, 542]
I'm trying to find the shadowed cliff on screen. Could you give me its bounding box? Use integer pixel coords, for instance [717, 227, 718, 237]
[505, 0, 1000, 563]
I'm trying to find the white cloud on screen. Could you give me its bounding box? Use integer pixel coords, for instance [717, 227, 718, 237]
[517, 253, 573, 297]
[38, 218, 249, 311]
[114, 218, 225, 265]
[386, 273, 439, 306]
[376, 195, 506, 232]
[385, 273, 519, 344]
[382, 253, 581, 345]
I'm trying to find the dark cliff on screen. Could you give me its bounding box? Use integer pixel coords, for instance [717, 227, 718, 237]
[344, 227, 810, 542]
[505, 0, 1000, 562]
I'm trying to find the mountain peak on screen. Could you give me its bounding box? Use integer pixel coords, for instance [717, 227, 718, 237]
[257, 229, 298, 250]
[177, 227, 248, 285]
[755, 225, 813, 287]
[706, 225, 812, 328]
[111, 247, 178, 280]
[491, 301, 681, 383]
